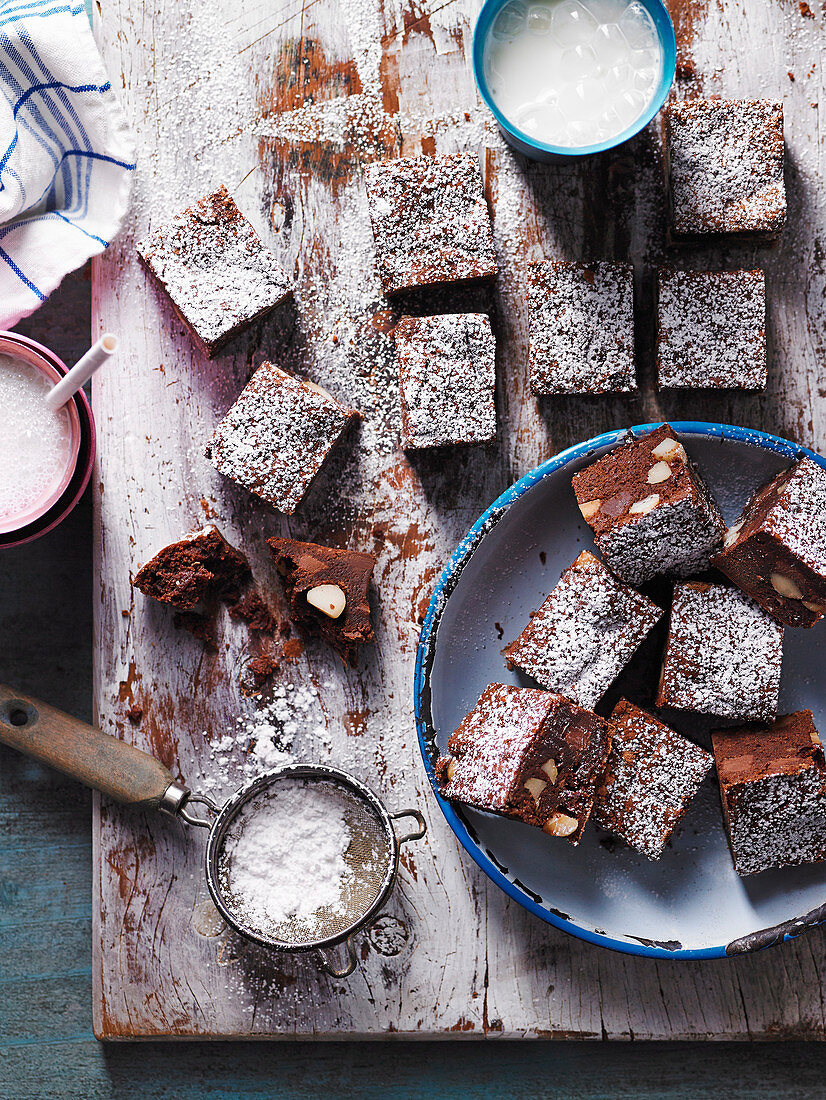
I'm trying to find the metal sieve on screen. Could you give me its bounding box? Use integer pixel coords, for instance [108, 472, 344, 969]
[0, 686, 425, 978]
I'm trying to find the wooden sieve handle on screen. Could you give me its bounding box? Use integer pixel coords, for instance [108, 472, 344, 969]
[0, 684, 188, 814]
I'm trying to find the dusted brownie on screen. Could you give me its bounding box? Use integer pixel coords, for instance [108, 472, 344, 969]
[594, 699, 713, 860]
[527, 260, 636, 395]
[205, 362, 360, 515]
[571, 424, 725, 585]
[364, 153, 496, 296]
[435, 683, 612, 844]
[134, 524, 250, 609]
[664, 99, 786, 240]
[712, 711, 826, 876]
[136, 186, 294, 358]
[713, 457, 826, 628]
[657, 269, 767, 390]
[656, 582, 783, 722]
[267, 537, 375, 665]
[396, 313, 496, 449]
[503, 550, 662, 710]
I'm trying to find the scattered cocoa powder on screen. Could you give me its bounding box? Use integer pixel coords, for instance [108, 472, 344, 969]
[173, 610, 219, 650]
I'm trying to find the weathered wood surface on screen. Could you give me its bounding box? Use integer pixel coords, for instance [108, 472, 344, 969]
[92, 0, 826, 1038]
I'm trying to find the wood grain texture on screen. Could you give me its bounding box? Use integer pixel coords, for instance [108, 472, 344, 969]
[91, 0, 826, 1038]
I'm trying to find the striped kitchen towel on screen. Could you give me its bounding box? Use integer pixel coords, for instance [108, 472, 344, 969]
[0, 0, 135, 327]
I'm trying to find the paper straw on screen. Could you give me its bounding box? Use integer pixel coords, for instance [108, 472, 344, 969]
[45, 333, 118, 410]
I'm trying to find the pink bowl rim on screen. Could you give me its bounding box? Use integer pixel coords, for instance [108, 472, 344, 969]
[0, 331, 96, 549]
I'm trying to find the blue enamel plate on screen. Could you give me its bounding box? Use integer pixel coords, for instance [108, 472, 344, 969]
[414, 423, 826, 959]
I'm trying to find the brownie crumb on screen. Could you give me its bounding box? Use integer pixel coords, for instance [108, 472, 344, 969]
[228, 591, 279, 634]
[247, 652, 280, 686]
[127, 704, 143, 724]
[799, 1, 814, 17]
[173, 611, 219, 650]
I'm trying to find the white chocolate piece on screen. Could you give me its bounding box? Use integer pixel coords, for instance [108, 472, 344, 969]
[770, 573, 803, 600]
[523, 777, 548, 802]
[629, 493, 660, 515]
[579, 498, 602, 520]
[647, 461, 672, 484]
[306, 583, 347, 618]
[543, 811, 578, 837]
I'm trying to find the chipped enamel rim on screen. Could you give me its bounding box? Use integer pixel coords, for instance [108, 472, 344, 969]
[414, 422, 826, 960]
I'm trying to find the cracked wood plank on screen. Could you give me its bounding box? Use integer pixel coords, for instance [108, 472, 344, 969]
[91, 0, 826, 1037]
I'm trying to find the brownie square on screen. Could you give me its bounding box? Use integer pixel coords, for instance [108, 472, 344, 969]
[396, 313, 496, 449]
[527, 260, 636, 395]
[713, 457, 826, 628]
[136, 186, 294, 358]
[594, 699, 713, 860]
[712, 711, 826, 875]
[664, 99, 786, 240]
[133, 524, 250, 609]
[571, 423, 726, 585]
[267, 537, 376, 666]
[364, 153, 496, 297]
[656, 582, 784, 722]
[657, 269, 767, 390]
[435, 683, 612, 844]
[204, 362, 360, 514]
[503, 550, 662, 710]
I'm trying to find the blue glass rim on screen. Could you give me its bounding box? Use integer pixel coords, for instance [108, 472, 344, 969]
[472, 0, 678, 158]
[413, 422, 826, 960]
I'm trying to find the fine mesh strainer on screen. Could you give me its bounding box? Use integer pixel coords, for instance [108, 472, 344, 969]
[204, 765, 425, 975]
[0, 685, 425, 978]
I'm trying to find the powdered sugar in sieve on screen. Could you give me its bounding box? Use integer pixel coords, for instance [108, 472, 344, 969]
[215, 775, 393, 947]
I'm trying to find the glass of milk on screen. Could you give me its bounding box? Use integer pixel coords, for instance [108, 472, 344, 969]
[473, 0, 676, 159]
[0, 333, 84, 540]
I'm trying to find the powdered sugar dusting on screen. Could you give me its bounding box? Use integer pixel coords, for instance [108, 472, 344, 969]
[528, 260, 636, 394]
[658, 583, 784, 721]
[441, 684, 554, 811]
[657, 268, 767, 390]
[137, 186, 293, 352]
[666, 99, 786, 237]
[365, 152, 496, 295]
[762, 457, 826, 577]
[397, 313, 496, 449]
[218, 779, 353, 933]
[204, 361, 359, 514]
[594, 701, 713, 860]
[504, 550, 662, 709]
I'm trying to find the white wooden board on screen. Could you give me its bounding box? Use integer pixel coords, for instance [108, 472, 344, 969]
[92, 0, 826, 1037]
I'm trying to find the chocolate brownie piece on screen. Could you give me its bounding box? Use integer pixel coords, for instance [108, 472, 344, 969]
[527, 260, 636, 395]
[205, 362, 360, 515]
[364, 153, 496, 296]
[664, 99, 786, 240]
[396, 313, 496, 449]
[133, 524, 250, 609]
[593, 699, 713, 860]
[713, 457, 826, 628]
[435, 683, 612, 844]
[712, 711, 826, 875]
[503, 550, 662, 710]
[267, 537, 375, 665]
[656, 582, 784, 722]
[657, 269, 767, 390]
[571, 424, 725, 585]
[136, 186, 294, 358]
